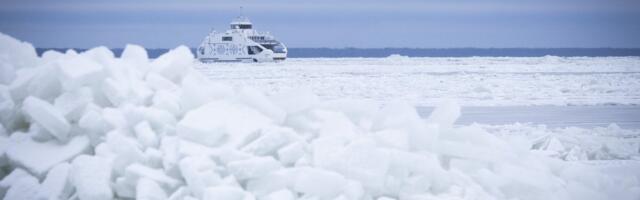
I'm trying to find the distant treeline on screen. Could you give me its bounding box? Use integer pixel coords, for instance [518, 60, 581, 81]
[36, 48, 640, 58]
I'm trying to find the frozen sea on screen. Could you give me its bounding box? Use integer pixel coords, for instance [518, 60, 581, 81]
[4, 31, 640, 199]
[195, 56, 640, 129]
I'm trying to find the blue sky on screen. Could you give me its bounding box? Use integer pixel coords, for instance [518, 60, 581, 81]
[1, 0, 639, 48]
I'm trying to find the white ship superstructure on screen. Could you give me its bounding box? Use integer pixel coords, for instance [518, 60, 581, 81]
[197, 16, 287, 62]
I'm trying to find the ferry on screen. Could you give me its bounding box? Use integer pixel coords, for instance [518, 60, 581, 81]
[196, 15, 287, 62]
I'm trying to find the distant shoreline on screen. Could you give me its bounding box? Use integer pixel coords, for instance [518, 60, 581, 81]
[35, 48, 640, 58]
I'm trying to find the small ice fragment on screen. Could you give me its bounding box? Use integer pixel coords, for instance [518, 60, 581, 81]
[292, 167, 348, 199]
[22, 96, 71, 142]
[56, 55, 104, 90]
[241, 126, 292, 156]
[202, 186, 248, 200]
[6, 135, 89, 177]
[125, 163, 182, 189]
[262, 189, 295, 200]
[179, 156, 221, 198]
[227, 156, 282, 181]
[71, 155, 113, 200]
[36, 162, 73, 200]
[177, 100, 272, 147]
[277, 142, 306, 165]
[134, 121, 160, 148]
[425, 101, 461, 128]
[136, 178, 168, 200]
[3, 175, 40, 200]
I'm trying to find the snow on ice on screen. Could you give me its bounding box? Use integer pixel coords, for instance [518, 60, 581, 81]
[0, 33, 639, 200]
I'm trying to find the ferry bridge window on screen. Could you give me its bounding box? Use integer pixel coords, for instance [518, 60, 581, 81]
[247, 46, 263, 55]
[273, 44, 286, 53]
[239, 25, 252, 29]
[198, 47, 204, 55]
[222, 36, 232, 41]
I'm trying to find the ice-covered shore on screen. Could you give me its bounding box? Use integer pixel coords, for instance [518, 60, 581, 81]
[1, 33, 639, 200]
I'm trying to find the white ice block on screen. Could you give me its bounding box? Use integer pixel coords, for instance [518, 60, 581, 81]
[53, 87, 93, 122]
[9, 68, 37, 103]
[179, 71, 234, 112]
[177, 100, 273, 147]
[124, 163, 182, 189]
[105, 130, 146, 175]
[227, 156, 283, 181]
[71, 155, 113, 200]
[373, 129, 409, 150]
[245, 170, 294, 197]
[152, 90, 181, 115]
[238, 87, 287, 124]
[179, 156, 221, 198]
[56, 55, 104, 91]
[27, 65, 62, 101]
[425, 101, 461, 129]
[292, 167, 348, 199]
[241, 126, 292, 156]
[202, 186, 247, 200]
[262, 189, 295, 200]
[0, 86, 18, 131]
[0, 33, 39, 70]
[146, 72, 179, 92]
[6, 135, 89, 177]
[121, 44, 149, 73]
[36, 162, 73, 200]
[277, 142, 306, 165]
[134, 121, 160, 148]
[0, 168, 31, 196]
[22, 96, 71, 142]
[150, 45, 193, 82]
[3, 175, 40, 200]
[136, 178, 168, 200]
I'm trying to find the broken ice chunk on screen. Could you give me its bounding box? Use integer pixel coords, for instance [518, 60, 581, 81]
[22, 96, 71, 142]
[36, 162, 73, 200]
[425, 101, 460, 129]
[277, 142, 307, 165]
[56, 55, 104, 91]
[125, 163, 183, 189]
[292, 167, 348, 199]
[121, 44, 149, 72]
[105, 130, 146, 175]
[177, 100, 273, 147]
[238, 87, 287, 124]
[0, 168, 31, 197]
[71, 155, 113, 200]
[241, 126, 292, 156]
[6, 135, 89, 177]
[262, 189, 295, 200]
[227, 156, 282, 181]
[202, 186, 249, 200]
[134, 121, 160, 148]
[53, 87, 93, 122]
[179, 71, 234, 112]
[179, 156, 221, 198]
[136, 178, 168, 200]
[3, 175, 40, 200]
[150, 45, 193, 82]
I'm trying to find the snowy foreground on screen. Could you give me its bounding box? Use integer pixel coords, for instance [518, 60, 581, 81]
[1, 33, 639, 200]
